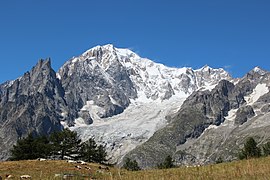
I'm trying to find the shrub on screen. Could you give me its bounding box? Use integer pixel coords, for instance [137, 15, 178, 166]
[215, 157, 223, 164]
[123, 158, 141, 171]
[262, 142, 270, 156]
[157, 155, 175, 169]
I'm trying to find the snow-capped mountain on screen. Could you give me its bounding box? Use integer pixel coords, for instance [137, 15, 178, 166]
[56, 44, 231, 163]
[59, 45, 230, 99]
[58, 44, 231, 121]
[1, 44, 269, 169]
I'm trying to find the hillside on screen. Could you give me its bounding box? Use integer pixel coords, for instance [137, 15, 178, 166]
[1, 157, 270, 179]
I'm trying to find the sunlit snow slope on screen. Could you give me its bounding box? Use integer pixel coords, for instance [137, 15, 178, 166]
[71, 96, 187, 163]
[58, 44, 231, 163]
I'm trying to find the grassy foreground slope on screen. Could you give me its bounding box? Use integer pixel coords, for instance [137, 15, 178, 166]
[1, 157, 270, 179]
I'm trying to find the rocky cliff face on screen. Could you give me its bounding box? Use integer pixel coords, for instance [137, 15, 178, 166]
[124, 67, 270, 168]
[58, 45, 137, 122]
[0, 59, 70, 160]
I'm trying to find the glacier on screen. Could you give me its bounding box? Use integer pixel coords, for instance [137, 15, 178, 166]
[57, 44, 232, 163]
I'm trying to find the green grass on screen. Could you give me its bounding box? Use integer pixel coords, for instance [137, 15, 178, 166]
[1, 156, 270, 179]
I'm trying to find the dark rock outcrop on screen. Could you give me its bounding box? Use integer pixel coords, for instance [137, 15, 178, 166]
[234, 105, 255, 125]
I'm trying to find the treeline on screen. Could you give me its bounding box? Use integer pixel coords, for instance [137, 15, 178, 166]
[9, 128, 107, 164]
[122, 155, 175, 171]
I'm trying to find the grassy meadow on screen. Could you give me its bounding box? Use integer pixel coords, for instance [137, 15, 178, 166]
[1, 156, 270, 179]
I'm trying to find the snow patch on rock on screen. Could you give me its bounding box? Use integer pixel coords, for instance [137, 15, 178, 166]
[244, 83, 269, 105]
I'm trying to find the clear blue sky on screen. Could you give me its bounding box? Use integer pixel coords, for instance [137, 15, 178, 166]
[1, 0, 270, 83]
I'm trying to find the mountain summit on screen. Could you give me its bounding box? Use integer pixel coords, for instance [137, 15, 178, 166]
[56, 45, 232, 125]
[56, 44, 232, 163]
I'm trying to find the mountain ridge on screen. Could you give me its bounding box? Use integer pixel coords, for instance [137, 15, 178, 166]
[125, 67, 270, 168]
[0, 44, 269, 168]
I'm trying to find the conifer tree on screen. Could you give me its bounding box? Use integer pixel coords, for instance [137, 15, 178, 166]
[79, 138, 97, 162]
[95, 144, 107, 163]
[10, 133, 51, 160]
[238, 137, 261, 160]
[79, 138, 107, 163]
[50, 128, 81, 160]
[10, 129, 107, 162]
